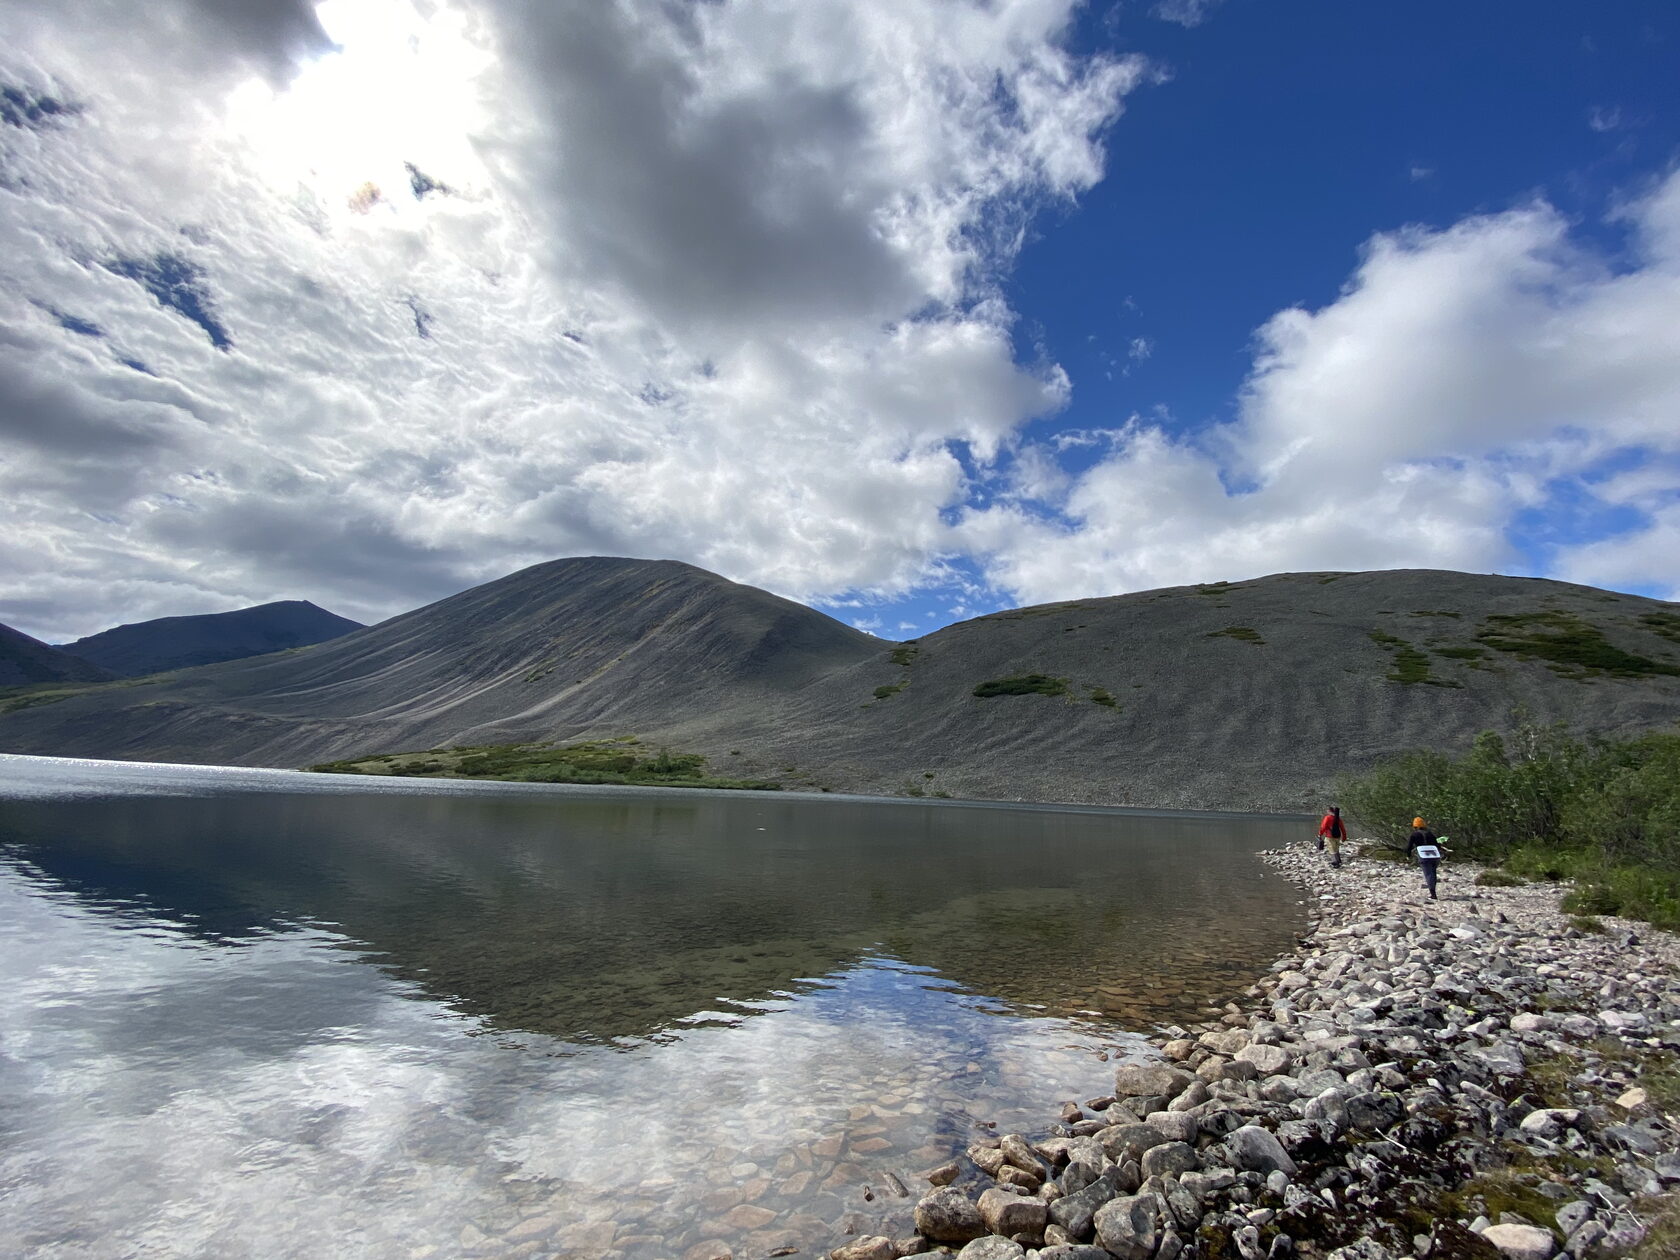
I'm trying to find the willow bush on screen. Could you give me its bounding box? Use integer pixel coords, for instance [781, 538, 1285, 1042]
[1337, 722, 1680, 929]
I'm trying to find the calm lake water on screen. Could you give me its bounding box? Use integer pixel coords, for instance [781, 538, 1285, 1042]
[0, 754, 1307, 1260]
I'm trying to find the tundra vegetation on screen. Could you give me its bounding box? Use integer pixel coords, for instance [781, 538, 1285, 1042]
[1339, 720, 1680, 928]
[308, 736, 781, 790]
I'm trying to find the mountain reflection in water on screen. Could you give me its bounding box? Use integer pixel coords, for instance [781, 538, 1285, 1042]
[0, 776, 1305, 1041]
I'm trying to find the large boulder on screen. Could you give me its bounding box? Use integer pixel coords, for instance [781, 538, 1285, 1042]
[1048, 1167, 1122, 1240]
[914, 1188, 985, 1243]
[978, 1188, 1048, 1238]
[1099, 1123, 1173, 1164]
[1093, 1194, 1160, 1260]
[1140, 1142, 1199, 1179]
[1224, 1125, 1297, 1177]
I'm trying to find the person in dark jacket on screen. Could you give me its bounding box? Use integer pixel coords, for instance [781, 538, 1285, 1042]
[1407, 816, 1442, 900]
[1317, 806, 1347, 868]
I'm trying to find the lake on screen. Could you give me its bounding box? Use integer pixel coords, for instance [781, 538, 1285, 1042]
[0, 754, 1307, 1259]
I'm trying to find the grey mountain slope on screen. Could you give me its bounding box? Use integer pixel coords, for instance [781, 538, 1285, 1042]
[0, 622, 112, 687]
[59, 600, 364, 678]
[2, 561, 1679, 811]
[0, 557, 882, 768]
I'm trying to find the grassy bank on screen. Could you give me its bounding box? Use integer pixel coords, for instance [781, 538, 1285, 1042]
[1338, 721, 1680, 929]
[308, 736, 782, 791]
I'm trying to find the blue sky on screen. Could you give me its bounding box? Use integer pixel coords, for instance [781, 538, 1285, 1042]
[823, 0, 1680, 635]
[1, 0, 1677, 643]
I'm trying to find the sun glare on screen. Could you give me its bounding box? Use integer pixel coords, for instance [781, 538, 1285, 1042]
[225, 0, 492, 219]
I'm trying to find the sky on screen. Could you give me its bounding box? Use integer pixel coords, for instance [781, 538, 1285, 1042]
[1, 0, 1677, 644]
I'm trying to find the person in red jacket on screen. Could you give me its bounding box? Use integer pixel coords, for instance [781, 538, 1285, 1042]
[1317, 805, 1347, 868]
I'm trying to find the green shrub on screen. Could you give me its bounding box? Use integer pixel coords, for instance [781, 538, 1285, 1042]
[1207, 625, 1264, 644]
[1568, 915, 1606, 934]
[1342, 721, 1680, 930]
[872, 683, 904, 700]
[973, 674, 1069, 698]
[1090, 687, 1118, 708]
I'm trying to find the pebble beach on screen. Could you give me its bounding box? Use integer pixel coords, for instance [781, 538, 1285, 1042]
[847, 840, 1680, 1260]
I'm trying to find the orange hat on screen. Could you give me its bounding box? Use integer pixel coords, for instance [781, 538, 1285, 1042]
[1413, 817, 1425, 828]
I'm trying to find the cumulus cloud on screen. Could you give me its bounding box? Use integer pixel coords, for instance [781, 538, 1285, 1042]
[965, 171, 1680, 605]
[0, 0, 1144, 640]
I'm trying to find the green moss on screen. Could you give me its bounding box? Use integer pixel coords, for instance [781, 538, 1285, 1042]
[872, 683, 905, 700]
[1090, 687, 1119, 708]
[1477, 610, 1680, 678]
[1433, 645, 1485, 660]
[1196, 581, 1245, 596]
[972, 673, 1069, 698]
[1207, 625, 1264, 644]
[889, 643, 919, 667]
[1410, 609, 1464, 618]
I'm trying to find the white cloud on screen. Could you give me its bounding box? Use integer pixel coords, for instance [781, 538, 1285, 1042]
[1153, 0, 1225, 28]
[0, 0, 1145, 640]
[964, 173, 1680, 605]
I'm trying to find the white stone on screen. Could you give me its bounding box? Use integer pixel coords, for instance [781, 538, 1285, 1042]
[1480, 1222, 1556, 1260]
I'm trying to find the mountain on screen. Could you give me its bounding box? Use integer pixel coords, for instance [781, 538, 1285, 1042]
[0, 622, 112, 688]
[2, 559, 1679, 811]
[58, 600, 364, 678]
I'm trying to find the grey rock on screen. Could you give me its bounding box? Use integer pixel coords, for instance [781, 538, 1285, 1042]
[1143, 1111, 1200, 1143]
[831, 1239, 897, 1260]
[1236, 1224, 1265, 1260]
[1114, 1063, 1196, 1099]
[1344, 1091, 1405, 1133]
[1093, 1193, 1159, 1260]
[1157, 1230, 1185, 1260]
[1480, 1223, 1555, 1260]
[921, 1161, 960, 1186]
[1294, 1068, 1346, 1096]
[1000, 1133, 1048, 1179]
[1169, 1079, 1212, 1112]
[1302, 1089, 1347, 1133]
[1323, 1242, 1396, 1260]
[1048, 1167, 1121, 1240]
[1225, 1125, 1298, 1176]
[1237, 1044, 1293, 1076]
[914, 1188, 986, 1243]
[955, 1238, 1026, 1260]
[1471, 1042, 1527, 1076]
[1036, 1248, 1111, 1260]
[1140, 1142, 1199, 1180]
[1554, 1201, 1593, 1237]
[1061, 1158, 1101, 1196]
[978, 1187, 1048, 1238]
[1567, 1221, 1607, 1256]
[1100, 1123, 1173, 1164]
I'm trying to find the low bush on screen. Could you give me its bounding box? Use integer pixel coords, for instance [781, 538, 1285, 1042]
[1339, 720, 1680, 929]
[972, 673, 1068, 698]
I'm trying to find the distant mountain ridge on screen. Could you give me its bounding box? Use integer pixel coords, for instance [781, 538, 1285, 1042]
[58, 600, 363, 678]
[3, 558, 1679, 811]
[0, 622, 111, 687]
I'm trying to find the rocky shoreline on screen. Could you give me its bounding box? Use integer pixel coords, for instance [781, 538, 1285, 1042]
[837, 840, 1680, 1260]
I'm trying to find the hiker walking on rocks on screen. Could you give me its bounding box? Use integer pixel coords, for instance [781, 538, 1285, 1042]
[1317, 805, 1346, 868]
[1407, 816, 1442, 899]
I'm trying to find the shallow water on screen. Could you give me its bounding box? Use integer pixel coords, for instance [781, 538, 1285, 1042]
[0, 755, 1306, 1259]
